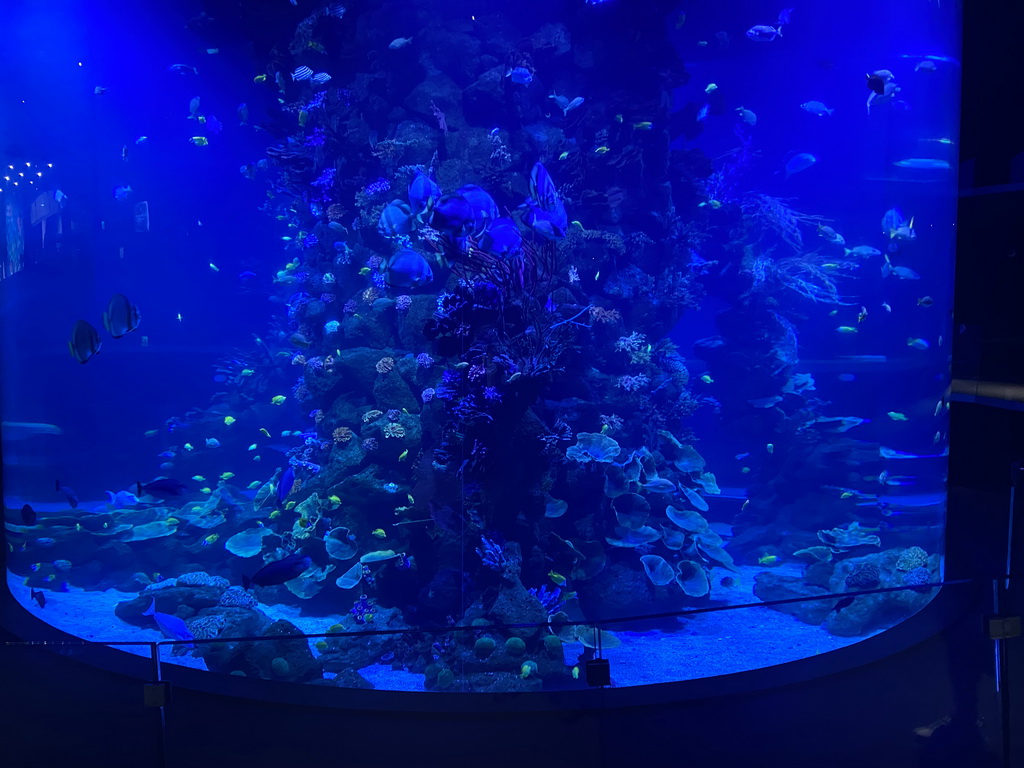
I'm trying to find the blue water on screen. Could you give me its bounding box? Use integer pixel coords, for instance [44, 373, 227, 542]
[1, 0, 959, 691]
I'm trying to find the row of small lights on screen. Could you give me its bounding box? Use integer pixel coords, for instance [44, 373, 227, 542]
[0, 162, 54, 194]
[2, 61, 80, 189]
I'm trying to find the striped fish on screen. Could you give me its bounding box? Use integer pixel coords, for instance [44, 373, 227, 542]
[102, 293, 142, 339]
[326, 4, 345, 18]
[291, 66, 313, 81]
[312, 72, 331, 84]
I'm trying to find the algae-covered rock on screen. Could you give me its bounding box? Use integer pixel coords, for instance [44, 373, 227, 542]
[753, 571, 831, 625]
[504, 637, 526, 656]
[473, 637, 496, 659]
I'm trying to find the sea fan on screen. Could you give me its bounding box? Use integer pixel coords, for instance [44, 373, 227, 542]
[741, 193, 829, 253]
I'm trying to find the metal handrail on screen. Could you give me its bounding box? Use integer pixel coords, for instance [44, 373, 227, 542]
[4, 578, 974, 650]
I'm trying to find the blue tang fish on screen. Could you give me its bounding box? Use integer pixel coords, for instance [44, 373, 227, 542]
[144, 599, 195, 647]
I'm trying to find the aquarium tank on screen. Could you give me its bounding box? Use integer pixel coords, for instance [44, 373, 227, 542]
[1, 0, 959, 692]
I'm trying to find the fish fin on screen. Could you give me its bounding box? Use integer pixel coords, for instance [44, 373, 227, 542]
[143, 598, 156, 617]
[776, 25, 782, 37]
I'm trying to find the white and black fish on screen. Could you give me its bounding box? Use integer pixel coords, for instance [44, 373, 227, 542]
[68, 320, 101, 364]
[291, 66, 313, 81]
[746, 24, 782, 41]
[102, 293, 142, 339]
[311, 72, 332, 84]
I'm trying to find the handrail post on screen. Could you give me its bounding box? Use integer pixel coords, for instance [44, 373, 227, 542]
[142, 643, 168, 768]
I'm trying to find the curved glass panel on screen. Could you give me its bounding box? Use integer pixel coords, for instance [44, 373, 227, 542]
[3, 0, 958, 691]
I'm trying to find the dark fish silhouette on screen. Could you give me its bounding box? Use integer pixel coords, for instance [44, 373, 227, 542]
[30, 588, 46, 608]
[832, 596, 855, 614]
[21, 504, 36, 526]
[55, 480, 79, 508]
[242, 553, 312, 590]
[137, 478, 188, 497]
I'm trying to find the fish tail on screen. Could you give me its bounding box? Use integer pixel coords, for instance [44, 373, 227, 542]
[143, 598, 156, 617]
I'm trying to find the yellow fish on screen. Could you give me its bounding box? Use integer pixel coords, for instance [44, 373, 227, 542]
[209, 262, 219, 272]
[269, 510, 281, 519]
[271, 396, 286, 405]
[766, 443, 774, 454]
[758, 554, 778, 565]
[700, 374, 713, 384]
[841, 492, 854, 499]
[398, 449, 409, 461]
[298, 110, 309, 126]
[520, 663, 534, 679]
[240, 368, 254, 376]
[254, 74, 267, 83]
[197, 115, 207, 124]
[165, 518, 179, 525]
[836, 326, 858, 334]
[359, 267, 371, 275]
[372, 528, 387, 539]
[224, 416, 236, 426]
[192, 475, 206, 482]
[247, 481, 261, 490]
[558, 151, 569, 160]
[614, 114, 623, 123]
[548, 570, 567, 586]
[248, 443, 257, 451]
[857, 306, 868, 323]
[189, 137, 209, 146]
[633, 121, 653, 130]
[184, 443, 194, 451]
[329, 495, 342, 504]
[144, 429, 158, 437]
[407, 493, 415, 505]
[741, 499, 750, 511]
[572, 666, 580, 679]
[202, 534, 219, 546]
[704, 83, 718, 93]
[260, 428, 271, 438]
[594, 146, 610, 154]
[887, 412, 909, 422]
[220, 472, 235, 480]
[200, 487, 212, 494]
[285, 501, 296, 510]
